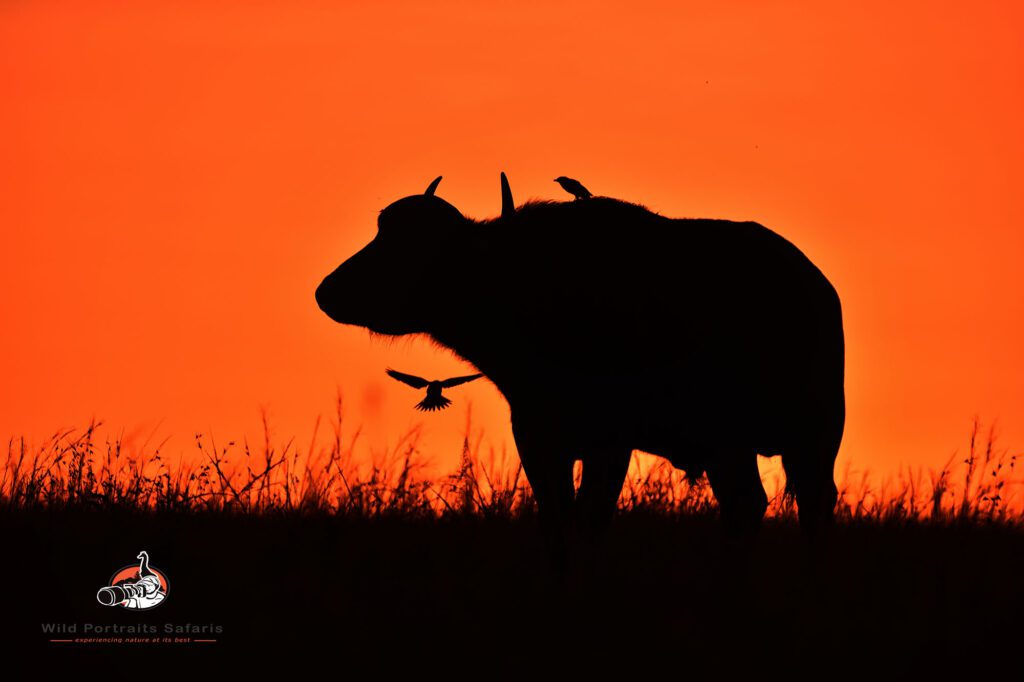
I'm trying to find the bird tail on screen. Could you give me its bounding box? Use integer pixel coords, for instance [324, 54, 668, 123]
[415, 395, 452, 412]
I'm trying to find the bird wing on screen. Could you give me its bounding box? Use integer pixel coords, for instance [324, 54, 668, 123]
[386, 368, 430, 389]
[439, 373, 484, 388]
[566, 179, 591, 195]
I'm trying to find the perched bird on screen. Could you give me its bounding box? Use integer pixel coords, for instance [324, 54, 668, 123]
[386, 368, 484, 412]
[554, 176, 593, 200]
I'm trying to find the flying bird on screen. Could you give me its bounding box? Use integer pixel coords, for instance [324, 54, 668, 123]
[554, 176, 593, 200]
[385, 368, 484, 412]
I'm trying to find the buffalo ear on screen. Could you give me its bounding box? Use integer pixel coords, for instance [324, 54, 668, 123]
[500, 171, 515, 219]
[424, 176, 443, 196]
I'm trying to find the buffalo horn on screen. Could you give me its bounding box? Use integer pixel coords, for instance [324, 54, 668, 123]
[500, 171, 514, 218]
[424, 176, 443, 196]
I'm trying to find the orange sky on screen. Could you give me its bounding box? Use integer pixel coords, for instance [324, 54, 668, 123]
[1, 1, 1022, 482]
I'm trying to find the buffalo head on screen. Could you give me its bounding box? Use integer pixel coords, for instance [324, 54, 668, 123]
[315, 174, 514, 336]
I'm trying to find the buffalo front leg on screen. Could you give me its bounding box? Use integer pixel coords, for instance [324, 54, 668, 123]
[704, 451, 767, 642]
[511, 415, 576, 569]
[576, 449, 632, 540]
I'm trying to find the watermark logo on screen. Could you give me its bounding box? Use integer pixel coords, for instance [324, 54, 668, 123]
[96, 550, 169, 610]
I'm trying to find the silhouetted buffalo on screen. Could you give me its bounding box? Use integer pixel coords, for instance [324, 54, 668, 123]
[316, 174, 844, 542]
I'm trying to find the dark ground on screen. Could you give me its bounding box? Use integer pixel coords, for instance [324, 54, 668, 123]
[3, 508, 1022, 679]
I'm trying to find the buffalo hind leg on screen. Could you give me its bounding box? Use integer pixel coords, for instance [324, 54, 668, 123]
[783, 447, 839, 544]
[705, 452, 768, 541]
[782, 436, 841, 634]
[783, 398, 843, 544]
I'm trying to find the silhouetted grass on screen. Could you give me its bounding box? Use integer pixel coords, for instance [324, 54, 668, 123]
[3, 398, 1020, 526]
[3, 408, 1022, 679]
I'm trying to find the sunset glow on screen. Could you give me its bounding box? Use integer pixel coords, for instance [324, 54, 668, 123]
[2, 1, 1022, 482]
